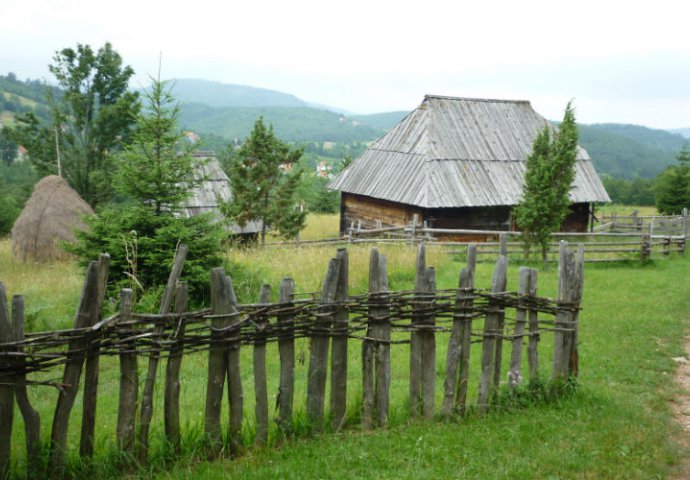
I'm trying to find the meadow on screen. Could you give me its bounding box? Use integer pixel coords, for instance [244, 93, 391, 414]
[1, 211, 689, 479]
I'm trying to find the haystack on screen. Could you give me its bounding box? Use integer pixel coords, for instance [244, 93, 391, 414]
[11, 175, 94, 261]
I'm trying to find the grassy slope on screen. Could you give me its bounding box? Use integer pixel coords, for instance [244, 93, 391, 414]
[1, 220, 689, 479]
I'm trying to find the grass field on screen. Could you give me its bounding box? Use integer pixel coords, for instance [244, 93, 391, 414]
[1, 211, 689, 479]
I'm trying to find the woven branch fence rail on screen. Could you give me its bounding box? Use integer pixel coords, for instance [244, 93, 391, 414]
[0, 242, 584, 479]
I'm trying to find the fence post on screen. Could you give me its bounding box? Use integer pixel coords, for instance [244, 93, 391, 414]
[569, 245, 585, 377]
[409, 243, 425, 415]
[478, 254, 508, 414]
[508, 267, 531, 387]
[640, 234, 651, 261]
[362, 249, 378, 429]
[253, 284, 271, 447]
[526, 268, 540, 381]
[139, 244, 188, 461]
[330, 249, 349, 431]
[164, 282, 188, 452]
[48, 261, 100, 478]
[455, 244, 477, 415]
[306, 257, 340, 429]
[277, 278, 296, 433]
[420, 266, 436, 420]
[116, 289, 137, 458]
[205, 267, 236, 458]
[12, 295, 41, 477]
[553, 241, 581, 380]
[80, 253, 110, 459]
[0, 283, 14, 480]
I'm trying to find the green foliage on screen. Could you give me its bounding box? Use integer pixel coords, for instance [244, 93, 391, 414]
[515, 103, 579, 260]
[69, 206, 223, 304]
[299, 175, 339, 214]
[114, 79, 197, 214]
[68, 78, 223, 304]
[655, 144, 690, 214]
[601, 175, 656, 205]
[221, 117, 307, 243]
[6, 43, 140, 208]
[0, 161, 38, 236]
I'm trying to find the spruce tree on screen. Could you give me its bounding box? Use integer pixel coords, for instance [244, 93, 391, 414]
[221, 117, 306, 243]
[655, 144, 690, 215]
[515, 102, 579, 261]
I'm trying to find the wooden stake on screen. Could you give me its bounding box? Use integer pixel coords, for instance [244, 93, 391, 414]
[330, 249, 349, 432]
[0, 283, 14, 480]
[116, 289, 137, 457]
[254, 284, 271, 447]
[527, 269, 540, 381]
[421, 266, 436, 420]
[277, 278, 296, 433]
[409, 243, 425, 415]
[307, 257, 340, 429]
[164, 282, 188, 452]
[508, 268, 530, 387]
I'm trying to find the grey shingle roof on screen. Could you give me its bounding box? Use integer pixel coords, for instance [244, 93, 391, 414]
[329, 95, 610, 208]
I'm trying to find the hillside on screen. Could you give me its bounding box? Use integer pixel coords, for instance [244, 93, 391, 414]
[578, 124, 687, 179]
[178, 103, 385, 144]
[166, 79, 308, 108]
[668, 127, 690, 139]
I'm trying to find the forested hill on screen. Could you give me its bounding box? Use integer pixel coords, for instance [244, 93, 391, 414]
[2, 73, 688, 179]
[579, 124, 687, 179]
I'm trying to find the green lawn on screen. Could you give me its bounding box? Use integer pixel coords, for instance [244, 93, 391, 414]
[2, 239, 689, 479]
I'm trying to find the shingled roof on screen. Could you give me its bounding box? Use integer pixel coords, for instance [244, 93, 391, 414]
[328, 95, 610, 208]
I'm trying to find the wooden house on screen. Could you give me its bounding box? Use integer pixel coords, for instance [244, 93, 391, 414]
[328, 95, 610, 235]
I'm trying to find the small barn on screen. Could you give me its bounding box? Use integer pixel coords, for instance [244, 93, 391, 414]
[182, 152, 262, 236]
[11, 175, 94, 261]
[328, 95, 610, 235]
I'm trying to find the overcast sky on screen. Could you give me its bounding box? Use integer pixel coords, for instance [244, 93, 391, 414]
[1, 0, 689, 129]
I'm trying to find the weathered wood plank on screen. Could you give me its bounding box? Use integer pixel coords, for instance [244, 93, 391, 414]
[362, 249, 379, 429]
[527, 269, 540, 381]
[139, 244, 188, 460]
[330, 249, 349, 432]
[442, 245, 476, 417]
[224, 275, 243, 454]
[0, 283, 14, 480]
[409, 243, 426, 415]
[80, 253, 109, 459]
[421, 267, 436, 420]
[277, 278, 296, 434]
[307, 257, 340, 429]
[205, 267, 234, 457]
[553, 242, 577, 380]
[254, 284, 271, 447]
[374, 254, 391, 428]
[455, 244, 476, 414]
[508, 268, 530, 387]
[12, 295, 41, 476]
[49, 261, 100, 477]
[569, 244, 585, 377]
[478, 255, 507, 414]
[164, 282, 188, 452]
[116, 289, 137, 457]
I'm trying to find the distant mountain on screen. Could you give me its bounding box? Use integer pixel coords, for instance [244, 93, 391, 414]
[179, 103, 384, 144]
[668, 127, 690, 139]
[578, 124, 687, 179]
[166, 78, 309, 108]
[350, 111, 409, 130]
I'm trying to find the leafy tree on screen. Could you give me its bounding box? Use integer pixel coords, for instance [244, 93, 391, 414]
[515, 102, 579, 261]
[221, 117, 306, 243]
[0, 130, 17, 166]
[69, 78, 223, 303]
[7, 43, 139, 207]
[655, 144, 690, 214]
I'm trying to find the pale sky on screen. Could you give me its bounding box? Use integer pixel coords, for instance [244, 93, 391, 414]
[1, 0, 689, 129]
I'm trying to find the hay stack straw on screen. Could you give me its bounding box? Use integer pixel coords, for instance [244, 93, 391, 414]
[11, 175, 94, 262]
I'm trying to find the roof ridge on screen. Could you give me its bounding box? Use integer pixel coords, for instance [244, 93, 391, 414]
[424, 94, 531, 105]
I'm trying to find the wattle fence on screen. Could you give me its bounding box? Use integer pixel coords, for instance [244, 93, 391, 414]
[0, 242, 584, 479]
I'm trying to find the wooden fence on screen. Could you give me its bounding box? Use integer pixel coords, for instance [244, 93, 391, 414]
[0, 242, 584, 479]
[270, 213, 688, 263]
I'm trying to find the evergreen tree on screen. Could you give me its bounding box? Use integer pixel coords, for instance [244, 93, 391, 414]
[69, 78, 223, 303]
[221, 117, 306, 243]
[655, 144, 690, 214]
[515, 102, 579, 260]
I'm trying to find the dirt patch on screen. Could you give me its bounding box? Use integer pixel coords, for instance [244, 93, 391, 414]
[670, 336, 690, 479]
